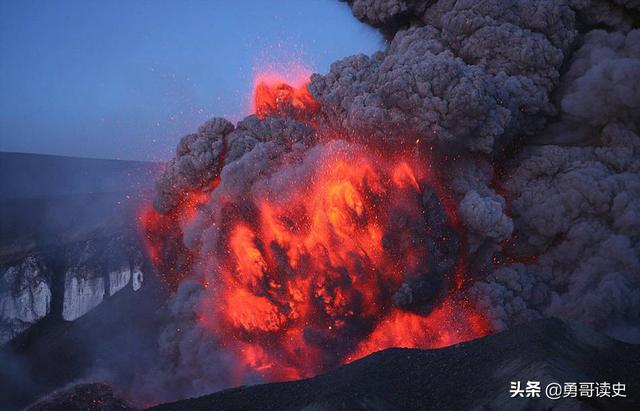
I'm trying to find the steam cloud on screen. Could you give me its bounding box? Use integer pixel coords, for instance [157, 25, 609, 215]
[139, 0, 639, 403]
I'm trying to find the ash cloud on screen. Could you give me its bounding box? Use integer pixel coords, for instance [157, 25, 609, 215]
[471, 28, 640, 341]
[333, 1, 639, 342]
[153, 116, 314, 215]
[561, 29, 640, 128]
[571, 0, 640, 32]
[310, 0, 577, 153]
[141, 0, 640, 403]
[153, 118, 233, 214]
[128, 280, 244, 405]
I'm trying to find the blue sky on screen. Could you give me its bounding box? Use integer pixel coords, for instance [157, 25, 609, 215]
[0, 1, 381, 161]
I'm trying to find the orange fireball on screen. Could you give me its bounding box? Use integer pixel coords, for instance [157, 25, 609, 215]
[252, 72, 319, 119]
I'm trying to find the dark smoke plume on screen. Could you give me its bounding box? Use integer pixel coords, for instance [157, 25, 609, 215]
[137, 0, 639, 403]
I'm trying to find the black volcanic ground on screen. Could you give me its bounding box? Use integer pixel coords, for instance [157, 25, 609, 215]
[25, 318, 639, 411]
[148, 318, 639, 411]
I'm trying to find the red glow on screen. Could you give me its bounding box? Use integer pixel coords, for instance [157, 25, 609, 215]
[252, 71, 319, 119]
[194, 146, 489, 382]
[139, 65, 490, 385]
[139, 190, 211, 287]
[349, 298, 489, 362]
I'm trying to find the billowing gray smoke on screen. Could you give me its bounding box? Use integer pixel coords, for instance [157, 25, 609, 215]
[153, 116, 315, 214]
[322, 0, 640, 341]
[472, 27, 640, 341]
[311, 0, 576, 153]
[142, 0, 640, 403]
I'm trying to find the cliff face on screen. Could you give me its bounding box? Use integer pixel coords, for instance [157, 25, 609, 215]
[0, 261, 167, 411]
[60, 235, 145, 322]
[0, 256, 51, 343]
[0, 152, 156, 345]
[0, 230, 147, 344]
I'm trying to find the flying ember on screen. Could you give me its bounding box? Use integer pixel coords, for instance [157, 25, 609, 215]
[141, 73, 489, 384]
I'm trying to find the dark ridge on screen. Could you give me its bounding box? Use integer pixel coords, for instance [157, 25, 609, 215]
[0, 151, 157, 263]
[150, 318, 639, 411]
[0, 151, 160, 200]
[26, 382, 134, 411]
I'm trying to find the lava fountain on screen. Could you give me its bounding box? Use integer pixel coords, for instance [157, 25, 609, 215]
[141, 71, 489, 386]
[252, 70, 319, 120]
[197, 142, 488, 381]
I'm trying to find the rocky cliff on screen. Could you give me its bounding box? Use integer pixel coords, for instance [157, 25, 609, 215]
[0, 152, 157, 344]
[0, 256, 51, 343]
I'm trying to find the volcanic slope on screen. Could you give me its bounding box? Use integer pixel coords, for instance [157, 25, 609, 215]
[150, 318, 639, 411]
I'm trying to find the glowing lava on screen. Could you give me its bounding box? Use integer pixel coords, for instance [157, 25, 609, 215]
[252, 71, 319, 119]
[140, 73, 489, 386]
[139, 189, 211, 287]
[195, 143, 489, 382]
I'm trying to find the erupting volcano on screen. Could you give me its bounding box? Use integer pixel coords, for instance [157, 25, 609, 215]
[141, 71, 489, 384]
[5, 1, 640, 409]
[198, 142, 488, 381]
